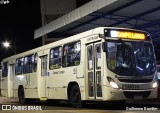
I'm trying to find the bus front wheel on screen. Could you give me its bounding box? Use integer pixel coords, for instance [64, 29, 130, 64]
[69, 85, 82, 108]
[18, 88, 26, 104]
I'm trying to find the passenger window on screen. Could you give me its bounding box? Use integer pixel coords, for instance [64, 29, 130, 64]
[63, 41, 81, 67]
[23, 54, 34, 73]
[16, 57, 23, 75]
[34, 53, 38, 72]
[2, 62, 8, 77]
[50, 47, 62, 69]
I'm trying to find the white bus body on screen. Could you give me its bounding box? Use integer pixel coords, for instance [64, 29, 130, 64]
[1, 27, 158, 107]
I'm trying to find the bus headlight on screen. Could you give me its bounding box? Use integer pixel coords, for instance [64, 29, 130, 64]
[152, 82, 157, 88]
[107, 77, 119, 89]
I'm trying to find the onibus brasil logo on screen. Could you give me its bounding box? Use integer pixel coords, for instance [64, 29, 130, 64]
[0, 0, 9, 4]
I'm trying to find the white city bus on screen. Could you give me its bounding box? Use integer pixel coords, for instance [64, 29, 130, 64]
[1, 27, 158, 107]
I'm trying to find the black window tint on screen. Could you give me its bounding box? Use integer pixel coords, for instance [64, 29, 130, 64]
[157, 66, 160, 72]
[2, 62, 8, 77]
[74, 41, 81, 65]
[23, 54, 34, 74]
[50, 47, 62, 70]
[34, 53, 38, 72]
[16, 58, 23, 75]
[63, 41, 80, 67]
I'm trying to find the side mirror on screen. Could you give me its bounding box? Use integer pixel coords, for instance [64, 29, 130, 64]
[102, 42, 107, 52]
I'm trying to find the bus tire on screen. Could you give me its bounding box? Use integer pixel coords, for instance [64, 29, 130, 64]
[18, 88, 26, 104]
[69, 85, 82, 108]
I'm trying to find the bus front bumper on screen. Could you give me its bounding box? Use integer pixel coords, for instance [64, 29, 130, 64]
[103, 86, 157, 101]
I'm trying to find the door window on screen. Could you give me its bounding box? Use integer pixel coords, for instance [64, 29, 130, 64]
[2, 62, 8, 77]
[87, 45, 93, 70]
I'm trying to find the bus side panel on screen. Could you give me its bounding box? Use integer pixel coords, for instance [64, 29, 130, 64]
[77, 78, 86, 101]
[13, 89, 18, 98]
[14, 75, 27, 97]
[53, 87, 67, 99]
[47, 41, 86, 100]
[1, 90, 8, 97]
[47, 67, 71, 100]
[24, 72, 38, 98]
[1, 77, 8, 97]
[48, 89, 54, 99]
[47, 67, 86, 100]
[76, 43, 86, 101]
[25, 89, 38, 98]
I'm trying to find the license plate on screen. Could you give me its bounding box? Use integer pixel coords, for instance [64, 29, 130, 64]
[122, 84, 140, 90]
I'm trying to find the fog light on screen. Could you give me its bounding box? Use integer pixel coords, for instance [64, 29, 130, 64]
[152, 82, 157, 88]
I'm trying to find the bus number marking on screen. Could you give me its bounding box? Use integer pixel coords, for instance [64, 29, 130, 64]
[122, 84, 139, 89]
[53, 71, 64, 75]
[87, 36, 98, 41]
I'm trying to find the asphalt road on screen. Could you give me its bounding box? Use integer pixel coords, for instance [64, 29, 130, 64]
[0, 96, 160, 113]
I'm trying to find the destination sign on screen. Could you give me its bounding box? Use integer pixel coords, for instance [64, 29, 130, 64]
[104, 29, 149, 40]
[110, 30, 146, 40]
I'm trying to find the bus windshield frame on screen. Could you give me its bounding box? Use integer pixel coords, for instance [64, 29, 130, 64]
[105, 40, 156, 77]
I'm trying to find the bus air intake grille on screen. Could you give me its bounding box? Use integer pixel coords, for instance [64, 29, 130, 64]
[123, 91, 151, 99]
[118, 79, 153, 83]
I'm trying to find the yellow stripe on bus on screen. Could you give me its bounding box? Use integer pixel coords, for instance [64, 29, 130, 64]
[40, 97, 47, 101]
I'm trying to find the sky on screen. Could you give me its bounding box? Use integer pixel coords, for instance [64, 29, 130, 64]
[0, 0, 42, 61]
[0, 0, 160, 63]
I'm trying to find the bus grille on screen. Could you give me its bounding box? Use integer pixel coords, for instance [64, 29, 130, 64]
[123, 91, 151, 99]
[118, 79, 153, 83]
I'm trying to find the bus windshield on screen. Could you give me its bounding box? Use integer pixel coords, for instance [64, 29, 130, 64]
[106, 41, 156, 76]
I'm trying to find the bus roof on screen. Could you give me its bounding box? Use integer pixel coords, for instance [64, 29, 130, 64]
[2, 27, 148, 62]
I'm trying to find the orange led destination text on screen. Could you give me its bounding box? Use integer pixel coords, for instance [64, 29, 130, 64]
[117, 31, 146, 40]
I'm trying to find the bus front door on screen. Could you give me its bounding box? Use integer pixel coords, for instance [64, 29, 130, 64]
[86, 42, 102, 100]
[40, 55, 48, 100]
